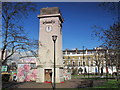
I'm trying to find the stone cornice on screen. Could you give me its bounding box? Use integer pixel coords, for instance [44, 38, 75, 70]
[37, 13, 64, 23]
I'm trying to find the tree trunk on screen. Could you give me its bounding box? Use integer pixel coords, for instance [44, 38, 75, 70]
[116, 53, 119, 81]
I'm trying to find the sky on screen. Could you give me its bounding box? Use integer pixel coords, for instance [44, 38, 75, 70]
[1, 2, 116, 50]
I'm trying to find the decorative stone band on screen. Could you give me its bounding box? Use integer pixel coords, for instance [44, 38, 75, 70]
[37, 14, 64, 23]
[37, 64, 64, 68]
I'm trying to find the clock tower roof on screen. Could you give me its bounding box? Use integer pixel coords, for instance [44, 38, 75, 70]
[37, 7, 64, 23]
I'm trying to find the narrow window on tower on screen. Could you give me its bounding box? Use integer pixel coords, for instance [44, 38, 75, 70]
[60, 27, 62, 35]
[79, 62, 80, 66]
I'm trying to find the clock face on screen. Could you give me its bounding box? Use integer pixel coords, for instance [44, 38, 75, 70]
[46, 25, 52, 32]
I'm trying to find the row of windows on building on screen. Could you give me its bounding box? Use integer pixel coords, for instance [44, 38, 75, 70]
[63, 60, 91, 66]
[63, 48, 106, 55]
[63, 55, 105, 62]
[63, 56, 96, 60]
[62, 49, 106, 67]
[63, 59, 106, 67]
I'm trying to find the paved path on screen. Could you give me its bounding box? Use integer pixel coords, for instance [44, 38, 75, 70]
[2, 79, 105, 89]
[12, 79, 85, 88]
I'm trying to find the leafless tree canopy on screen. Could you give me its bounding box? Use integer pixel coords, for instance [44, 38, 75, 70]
[93, 2, 120, 80]
[1, 2, 38, 65]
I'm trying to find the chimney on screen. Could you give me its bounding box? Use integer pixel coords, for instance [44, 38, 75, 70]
[86, 48, 88, 54]
[76, 48, 78, 54]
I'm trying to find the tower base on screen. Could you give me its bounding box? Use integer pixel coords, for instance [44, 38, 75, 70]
[36, 66, 64, 83]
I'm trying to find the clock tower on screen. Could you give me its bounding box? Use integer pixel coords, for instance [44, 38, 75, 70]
[36, 7, 64, 83]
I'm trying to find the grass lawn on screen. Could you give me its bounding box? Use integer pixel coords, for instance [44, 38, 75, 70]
[72, 75, 120, 88]
[57, 79, 120, 89]
[72, 74, 114, 80]
[72, 74, 99, 77]
[93, 79, 120, 88]
[72, 75, 103, 80]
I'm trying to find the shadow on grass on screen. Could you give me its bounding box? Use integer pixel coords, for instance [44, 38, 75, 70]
[93, 79, 120, 88]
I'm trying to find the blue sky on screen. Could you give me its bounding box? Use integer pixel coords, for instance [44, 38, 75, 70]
[1, 2, 116, 50]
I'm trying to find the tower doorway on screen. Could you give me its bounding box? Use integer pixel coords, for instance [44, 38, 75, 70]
[44, 69, 52, 82]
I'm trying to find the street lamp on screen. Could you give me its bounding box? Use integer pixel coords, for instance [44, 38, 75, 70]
[106, 48, 108, 81]
[83, 46, 85, 77]
[88, 57, 90, 78]
[52, 35, 57, 89]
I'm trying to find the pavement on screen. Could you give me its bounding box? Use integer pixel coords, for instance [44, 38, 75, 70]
[2, 79, 105, 89]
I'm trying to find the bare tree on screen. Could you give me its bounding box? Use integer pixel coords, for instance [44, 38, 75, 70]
[93, 2, 119, 49]
[94, 48, 104, 75]
[0, 2, 2, 34]
[93, 2, 120, 80]
[1, 2, 38, 65]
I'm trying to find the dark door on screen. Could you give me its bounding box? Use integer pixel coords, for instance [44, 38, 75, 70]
[44, 69, 52, 81]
